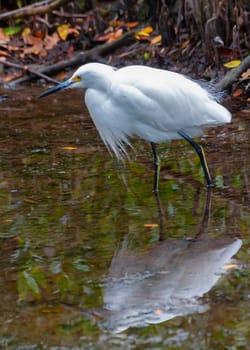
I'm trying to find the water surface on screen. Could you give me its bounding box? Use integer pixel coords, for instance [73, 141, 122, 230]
[0, 86, 249, 349]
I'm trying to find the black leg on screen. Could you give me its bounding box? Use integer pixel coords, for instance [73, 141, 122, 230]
[150, 142, 161, 193]
[178, 131, 213, 187]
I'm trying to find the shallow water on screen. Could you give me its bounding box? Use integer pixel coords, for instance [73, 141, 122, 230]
[0, 86, 249, 349]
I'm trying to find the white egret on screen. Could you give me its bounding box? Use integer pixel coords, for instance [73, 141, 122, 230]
[39, 63, 231, 192]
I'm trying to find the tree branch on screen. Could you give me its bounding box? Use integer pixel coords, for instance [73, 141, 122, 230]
[0, 59, 59, 84]
[7, 30, 136, 86]
[0, 0, 69, 21]
[215, 54, 250, 90]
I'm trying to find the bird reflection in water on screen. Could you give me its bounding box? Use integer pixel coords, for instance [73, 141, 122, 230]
[97, 191, 242, 333]
[64, 191, 242, 333]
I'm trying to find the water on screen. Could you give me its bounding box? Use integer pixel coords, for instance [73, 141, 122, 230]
[0, 86, 249, 349]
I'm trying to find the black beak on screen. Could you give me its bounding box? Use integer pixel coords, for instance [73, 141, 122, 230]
[39, 79, 74, 98]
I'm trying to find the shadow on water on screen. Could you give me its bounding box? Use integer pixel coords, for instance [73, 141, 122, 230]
[0, 86, 249, 349]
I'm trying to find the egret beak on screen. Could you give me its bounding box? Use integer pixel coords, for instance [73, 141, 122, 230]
[39, 79, 74, 98]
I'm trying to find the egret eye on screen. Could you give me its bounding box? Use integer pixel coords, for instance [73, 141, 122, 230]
[72, 76, 81, 82]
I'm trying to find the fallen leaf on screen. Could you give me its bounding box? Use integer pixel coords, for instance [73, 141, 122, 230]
[44, 32, 60, 50]
[223, 59, 241, 68]
[61, 146, 78, 151]
[57, 24, 79, 41]
[144, 223, 159, 228]
[41, 308, 52, 313]
[233, 88, 243, 97]
[240, 70, 250, 80]
[181, 38, 190, 50]
[94, 31, 112, 42]
[109, 20, 123, 27]
[24, 198, 38, 204]
[0, 49, 9, 57]
[150, 35, 162, 45]
[67, 27, 79, 37]
[25, 34, 43, 46]
[34, 31, 44, 39]
[125, 22, 138, 28]
[0, 28, 10, 41]
[20, 44, 44, 58]
[21, 27, 31, 40]
[3, 72, 22, 82]
[57, 24, 70, 41]
[94, 29, 123, 43]
[6, 45, 21, 52]
[140, 26, 153, 34]
[107, 29, 123, 43]
[135, 26, 153, 40]
[4, 25, 22, 36]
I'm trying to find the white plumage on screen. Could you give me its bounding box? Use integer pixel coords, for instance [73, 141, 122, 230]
[39, 63, 231, 190]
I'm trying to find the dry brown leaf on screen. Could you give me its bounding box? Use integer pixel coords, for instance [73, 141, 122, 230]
[150, 35, 162, 45]
[144, 223, 159, 227]
[107, 29, 123, 42]
[44, 32, 60, 50]
[240, 69, 250, 80]
[94, 32, 112, 42]
[125, 21, 138, 28]
[109, 20, 123, 27]
[25, 34, 43, 46]
[7, 45, 21, 52]
[233, 88, 243, 97]
[0, 28, 10, 42]
[24, 198, 38, 204]
[181, 39, 190, 50]
[0, 49, 9, 57]
[3, 72, 22, 82]
[20, 42, 45, 58]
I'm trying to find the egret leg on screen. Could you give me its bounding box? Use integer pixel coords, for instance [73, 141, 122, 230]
[178, 131, 213, 187]
[151, 142, 161, 193]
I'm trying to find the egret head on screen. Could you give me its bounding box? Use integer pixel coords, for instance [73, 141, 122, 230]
[39, 63, 115, 98]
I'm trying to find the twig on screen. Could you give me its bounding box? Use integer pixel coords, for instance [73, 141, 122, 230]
[0, 59, 59, 84]
[52, 10, 89, 18]
[215, 54, 250, 90]
[0, 0, 69, 21]
[8, 30, 136, 86]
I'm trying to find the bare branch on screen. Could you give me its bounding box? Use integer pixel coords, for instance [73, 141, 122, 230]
[215, 54, 250, 90]
[0, 59, 59, 84]
[0, 0, 69, 21]
[7, 30, 136, 86]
